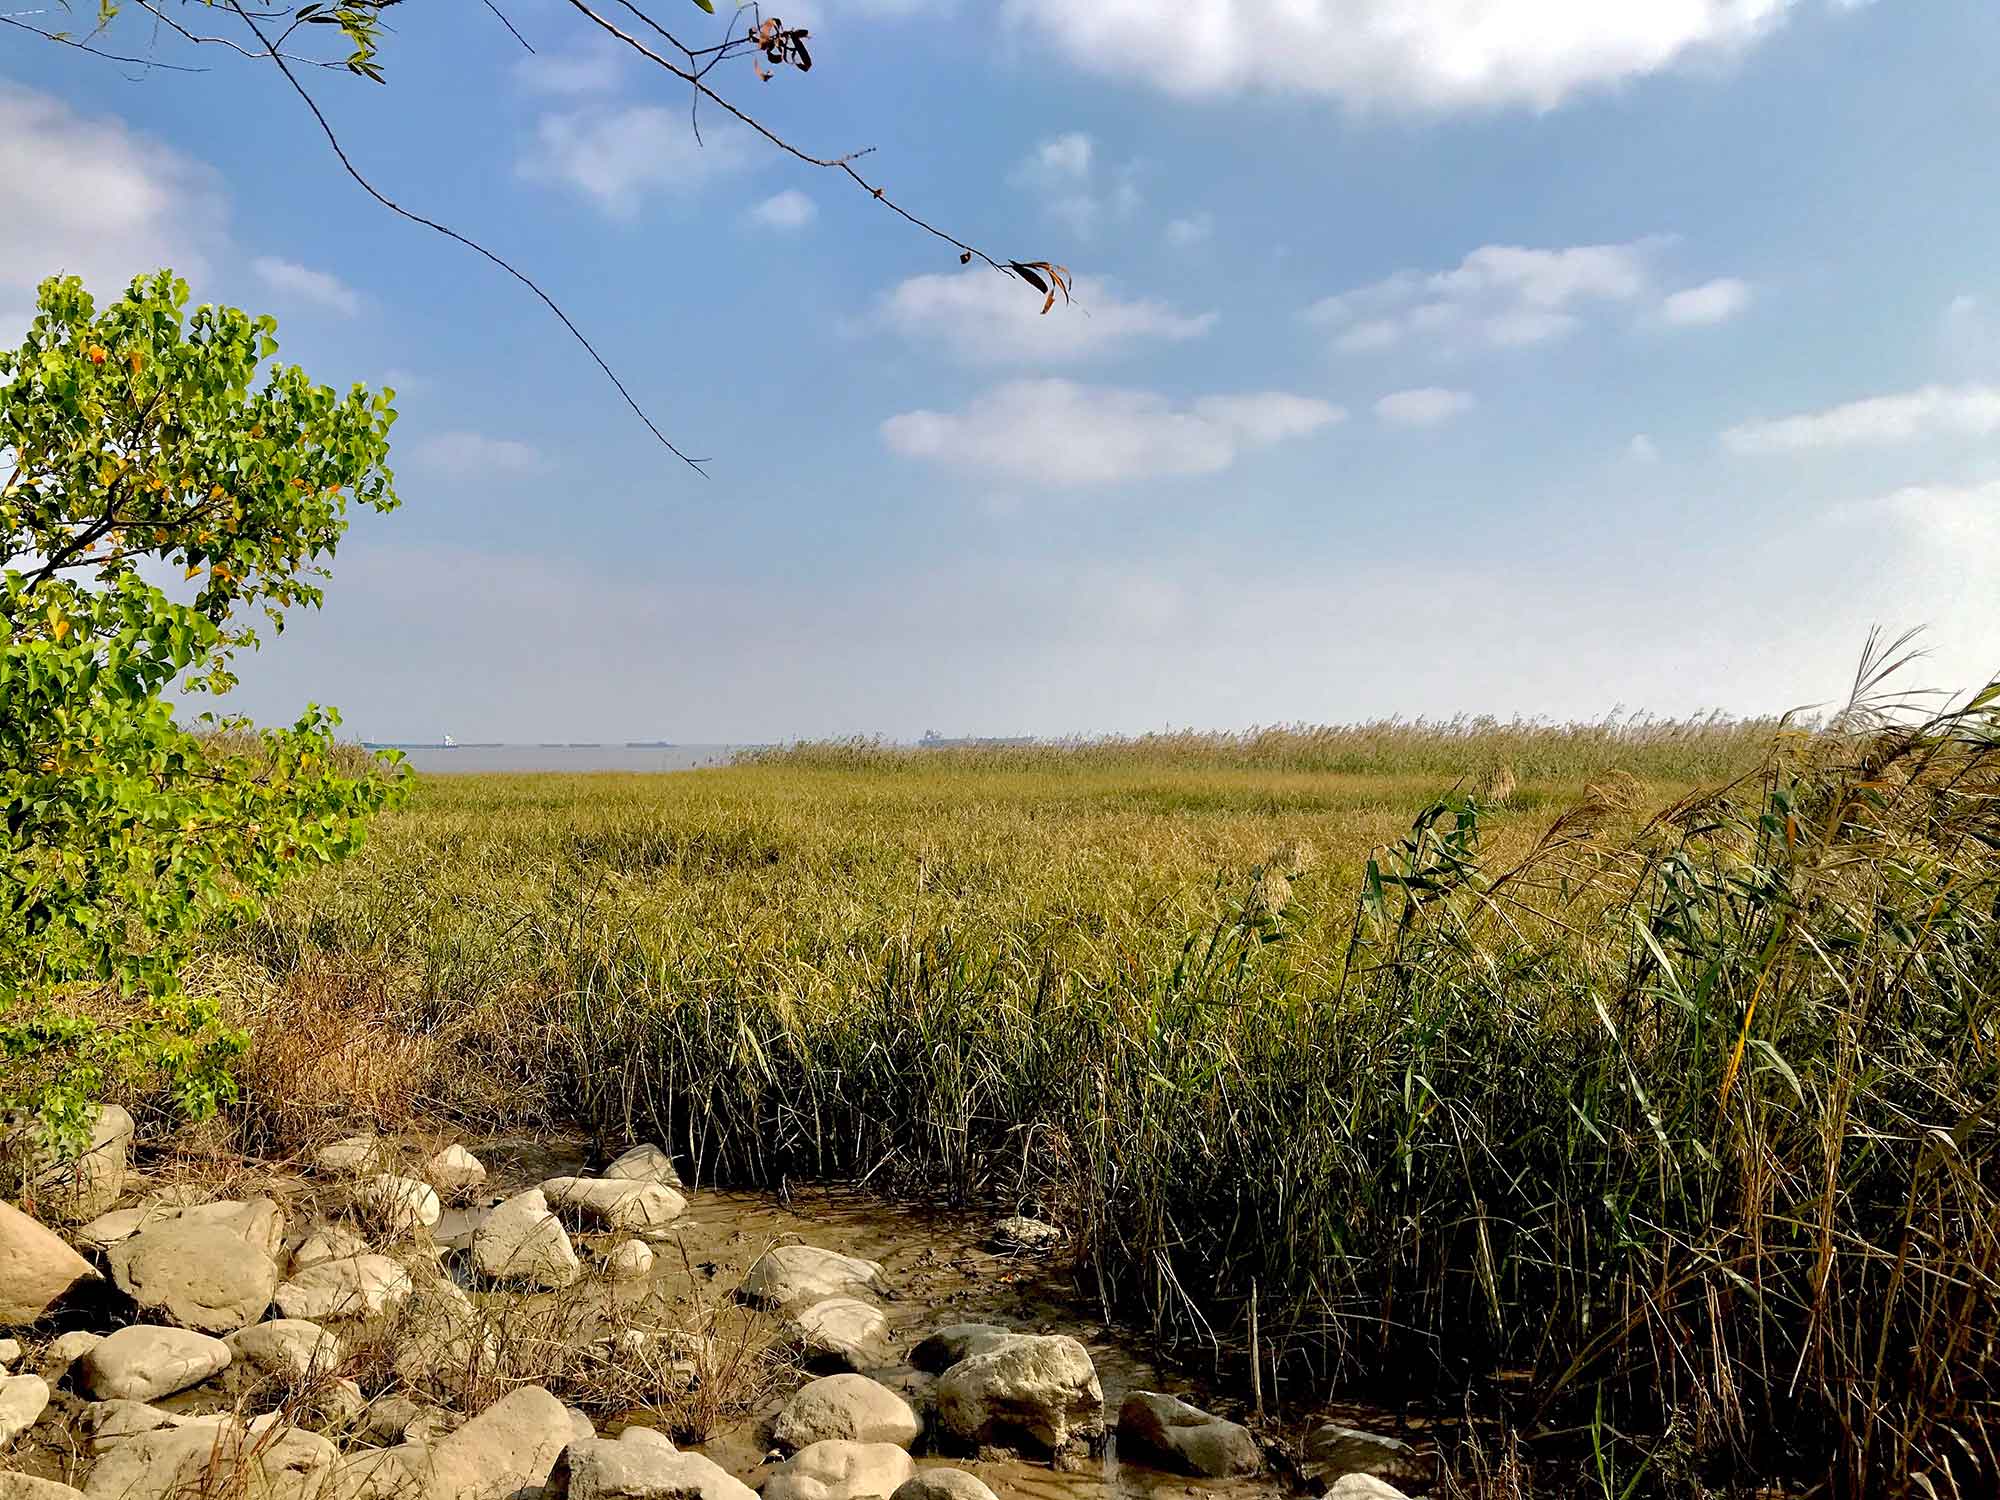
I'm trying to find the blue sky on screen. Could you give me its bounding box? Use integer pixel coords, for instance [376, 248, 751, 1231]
[4, 0, 1998, 742]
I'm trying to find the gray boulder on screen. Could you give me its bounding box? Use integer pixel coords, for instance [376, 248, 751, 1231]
[28, 1105, 135, 1222]
[426, 1384, 573, 1500]
[275, 1254, 414, 1322]
[566, 1430, 757, 1500]
[889, 1473, 997, 1500]
[741, 1246, 883, 1309]
[471, 1189, 579, 1289]
[773, 1374, 921, 1452]
[291, 1224, 371, 1273]
[426, 1146, 487, 1198]
[0, 1478, 87, 1500]
[359, 1175, 442, 1237]
[1327, 1479, 1413, 1500]
[78, 1325, 231, 1402]
[0, 1372, 49, 1450]
[0, 1199, 103, 1327]
[178, 1198, 287, 1261]
[315, 1136, 386, 1177]
[1303, 1425, 1433, 1493]
[392, 1277, 499, 1398]
[603, 1144, 682, 1190]
[762, 1441, 915, 1500]
[109, 1218, 279, 1333]
[541, 1177, 685, 1240]
[933, 1334, 1104, 1455]
[908, 1325, 1012, 1374]
[225, 1319, 343, 1387]
[604, 1240, 654, 1281]
[1116, 1392, 1258, 1478]
[38, 1330, 104, 1379]
[790, 1298, 892, 1371]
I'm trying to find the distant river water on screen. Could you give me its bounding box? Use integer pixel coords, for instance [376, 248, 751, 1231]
[376, 744, 749, 775]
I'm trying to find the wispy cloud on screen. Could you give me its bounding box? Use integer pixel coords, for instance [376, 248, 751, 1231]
[1723, 384, 2000, 454]
[406, 431, 548, 476]
[1012, 130, 1141, 238]
[747, 189, 817, 231]
[1165, 212, 1213, 249]
[877, 269, 1214, 364]
[1375, 387, 1476, 427]
[1659, 277, 1753, 327]
[881, 379, 1341, 487]
[518, 107, 744, 217]
[252, 256, 361, 317]
[1309, 238, 1747, 353]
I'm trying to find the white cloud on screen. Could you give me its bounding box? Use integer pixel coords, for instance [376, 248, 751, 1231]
[748, 189, 817, 231]
[1309, 239, 1667, 353]
[513, 39, 625, 95]
[1165, 212, 1213, 249]
[1027, 132, 1093, 179]
[1310, 239, 1750, 353]
[252, 256, 361, 317]
[1629, 434, 1661, 463]
[1722, 385, 2000, 454]
[519, 107, 744, 217]
[0, 83, 225, 317]
[1375, 387, 1476, 427]
[1012, 131, 1141, 238]
[881, 379, 1342, 486]
[406, 431, 548, 475]
[877, 270, 1215, 363]
[1002, 0, 1810, 110]
[1660, 276, 1753, 327]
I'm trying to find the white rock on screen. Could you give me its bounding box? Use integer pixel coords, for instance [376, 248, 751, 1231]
[542, 1177, 685, 1240]
[315, 1136, 386, 1177]
[567, 1432, 756, 1500]
[0, 1373, 49, 1450]
[75, 1206, 162, 1251]
[29, 1104, 135, 1222]
[1116, 1391, 1258, 1477]
[0, 1337, 19, 1369]
[291, 1224, 371, 1272]
[790, 1298, 892, 1372]
[908, 1325, 1012, 1374]
[275, 1254, 414, 1322]
[471, 1189, 579, 1289]
[81, 1399, 178, 1453]
[39, 1330, 104, 1379]
[78, 1325, 231, 1403]
[602, 1144, 682, 1189]
[934, 1334, 1104, 1455]
[773, 1374, 921, 1452]
[108, 1218, 279, 1334]
[604, 1240, 654, 1281]
[360, 1175, 442, 1236]
[326, 1442, 433, 1500]
[426, 1145, 487, 1197]
[1328, 1479, 1413, 1500]
[762, 1440, 915, 1500]
[225, 1319, 344, 1386]
[80, 1422, 248, 1500]
[1304, 1426, 1433, 1493]
[0, 1476, 88, 1500]
[392, 1277, 498, 1397]
[890, 1473, 997, 1500]
[0, 1200, 102, 1328]
[427, 1384, 572, 1500]
[740, 1245, 883, 1309]
[178, 1198, 287, 1261]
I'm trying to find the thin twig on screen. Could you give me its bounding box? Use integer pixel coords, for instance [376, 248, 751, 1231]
[222, 0, 707, 472]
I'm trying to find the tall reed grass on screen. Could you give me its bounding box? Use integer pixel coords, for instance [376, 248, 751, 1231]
[226, 681, 1997, 1496]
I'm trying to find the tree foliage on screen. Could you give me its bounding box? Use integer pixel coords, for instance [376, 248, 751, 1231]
[0, 270, 403, 1146]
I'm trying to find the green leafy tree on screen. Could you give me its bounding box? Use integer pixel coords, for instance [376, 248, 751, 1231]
[0, 270, 403, 1148]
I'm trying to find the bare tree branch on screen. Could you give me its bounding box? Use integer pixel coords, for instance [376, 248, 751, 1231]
[223, 0, 710, 472]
